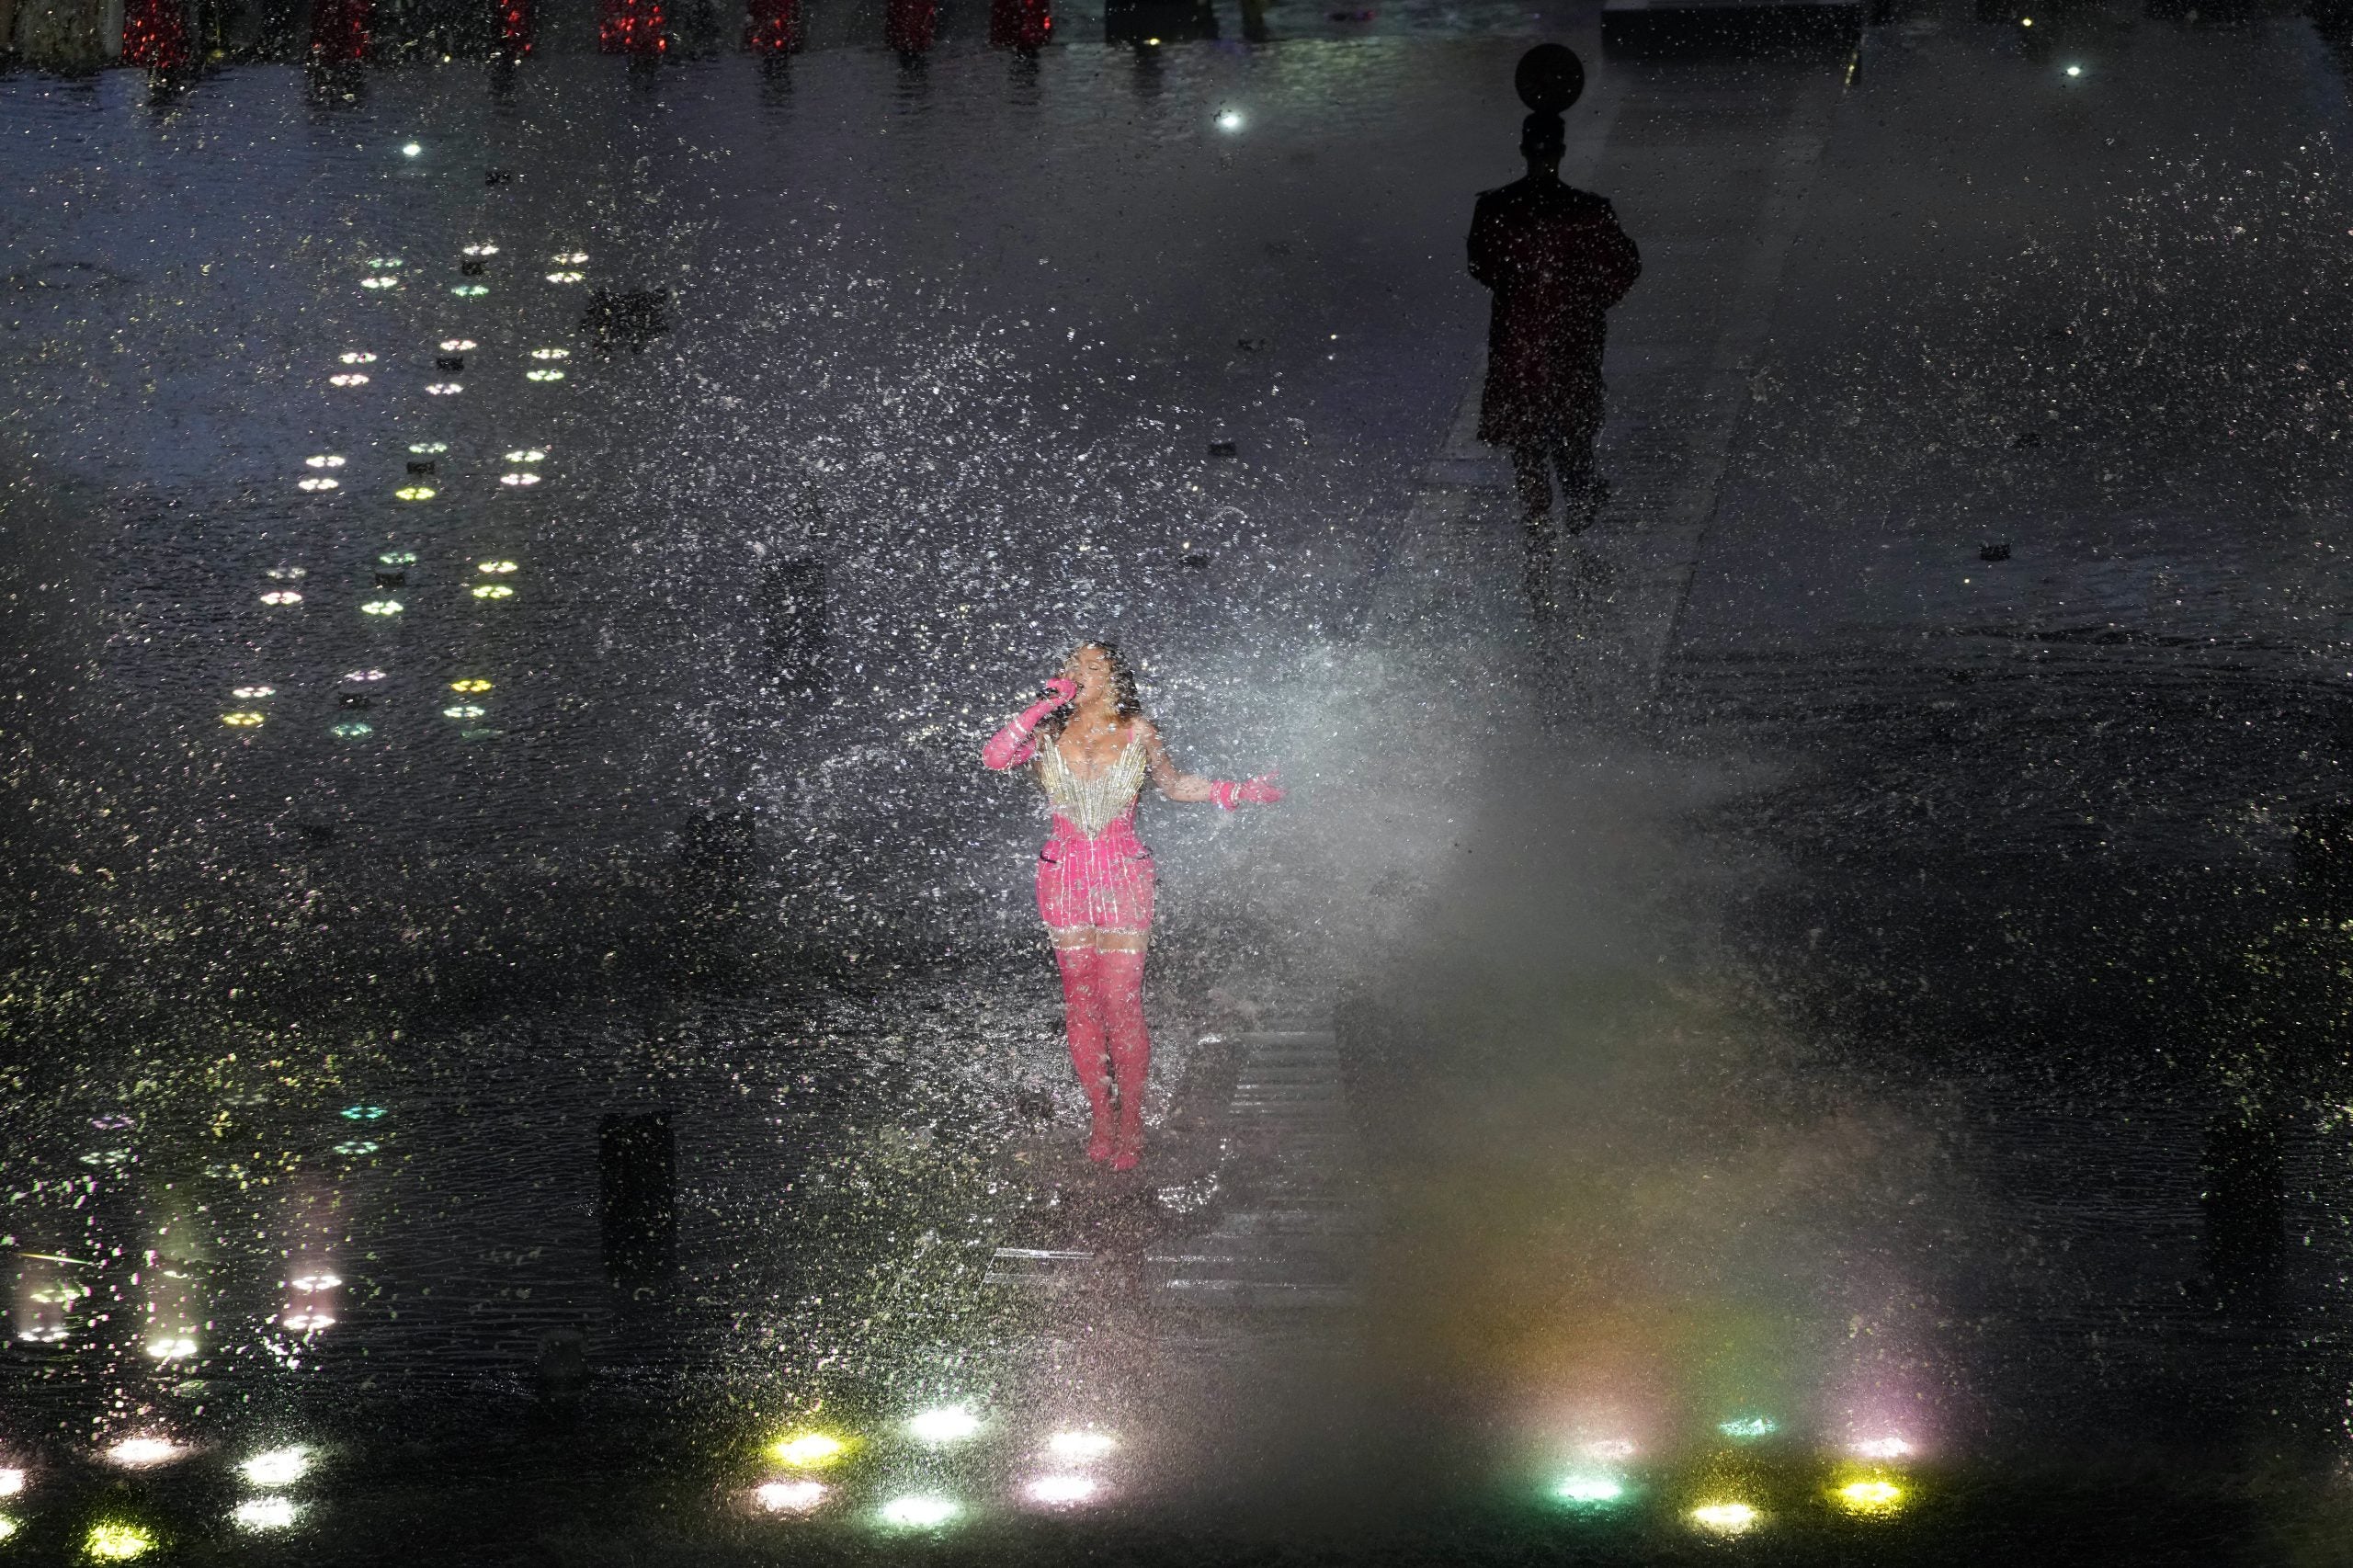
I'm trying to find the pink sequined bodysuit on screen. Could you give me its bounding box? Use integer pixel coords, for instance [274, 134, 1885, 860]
[985, 724, 1155, 934]
[1033, 732, 1154, 934]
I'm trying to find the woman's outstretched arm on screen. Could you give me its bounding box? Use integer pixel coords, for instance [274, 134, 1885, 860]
[1142, 722, 1217, 801]
[1144, 722, 1283, 808]
[983, 678, 1076, 770]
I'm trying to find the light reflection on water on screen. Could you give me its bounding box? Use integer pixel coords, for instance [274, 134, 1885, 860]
[232, 1495, 301, 1530]
[101, 1437, 184, 1471]
[239, 1445, 313, 1487]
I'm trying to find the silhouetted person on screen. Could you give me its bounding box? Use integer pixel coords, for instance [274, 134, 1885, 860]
[1469, 111, 1640, 617]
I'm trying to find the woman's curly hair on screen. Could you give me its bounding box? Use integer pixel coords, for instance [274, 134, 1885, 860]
[1041, 642, 1143, 736]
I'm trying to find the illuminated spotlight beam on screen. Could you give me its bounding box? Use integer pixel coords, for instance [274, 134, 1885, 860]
[877, 1494, 960, 1528]
[1045, 1429, 1117, 1461]
[904, 1406, 981, 1445]
[1832, 1477, 1905, 1516]
[753, 1478, 826, 1514]
[1024, 1473, 1098, 1506]
[84, 1520, 156, 1560]
[1551, 1473, 1626, 1506]
[102, 1437, 182, 1469]
[1690, 1501, 1759, 1535]
[767, 1432, 847, 1468]
[233, 1495, 300, 1530]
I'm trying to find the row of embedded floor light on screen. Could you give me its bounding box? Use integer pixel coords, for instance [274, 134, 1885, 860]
[224, 665, 509, 734]
[0, 1442, 319, 1558]
[748, 1410, 1122, 1527]
[355, 244, 590, 299]
[1546, 1423, 1917, 1538]
[320, 340, 571, 390]
[1552, 1469, 1910, 1535]
[0, 1420, 1916, 1549]
[745, 1409, 1920, 1536]
[296, 445, 551, 505]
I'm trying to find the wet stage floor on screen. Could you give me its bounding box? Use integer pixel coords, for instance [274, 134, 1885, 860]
[8, 4, 2353, 1562]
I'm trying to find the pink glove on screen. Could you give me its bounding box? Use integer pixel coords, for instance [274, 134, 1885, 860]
[981, 677, 1077, 770]
[1210, 774, 1284, 810]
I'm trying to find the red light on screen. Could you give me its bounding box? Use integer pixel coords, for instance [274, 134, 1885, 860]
[988, 0, 1049, 48]
[599, 0, 668, 55]
[121, 0, 191, 70]
[309, 0, 371, 62]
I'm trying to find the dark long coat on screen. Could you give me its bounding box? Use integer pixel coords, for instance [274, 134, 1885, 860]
[1468, 176, 1641, 448]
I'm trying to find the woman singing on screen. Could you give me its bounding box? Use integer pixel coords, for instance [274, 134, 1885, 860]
[982, 643, 1283, 1171]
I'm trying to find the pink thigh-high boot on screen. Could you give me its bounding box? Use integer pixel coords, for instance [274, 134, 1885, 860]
[1095, 949, 1151, 1170]
[1055, 946, 1115, 1161]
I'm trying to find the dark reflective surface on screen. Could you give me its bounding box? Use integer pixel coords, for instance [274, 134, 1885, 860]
[6, 4, 2353, 1562]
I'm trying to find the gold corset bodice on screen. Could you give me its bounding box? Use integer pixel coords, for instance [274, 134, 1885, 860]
[1039, 733, 1145, 838]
